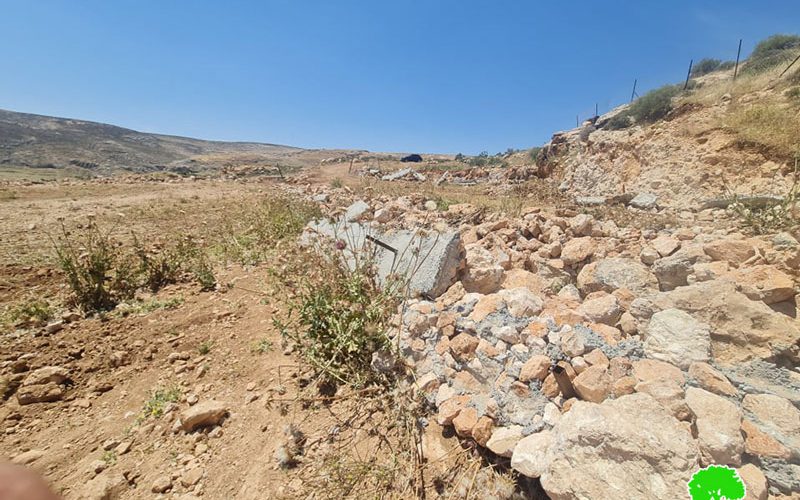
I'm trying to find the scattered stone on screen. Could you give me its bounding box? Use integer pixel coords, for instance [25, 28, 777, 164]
[180, 401, 229, 432]
[729, 265, 795, 304]
[737, 464, 768, 500]
[510, 430, 553, 478]
[81, 473, 128, 500]
[180, 467, 204, 488]
[151, 476, 173, 494]
[629, 193, 658, 209]
[560, 237, 594, 265]
[651, 236, 680, 257]
[572, 365, 612, 403]
[11, 449, 44, 465]
[703, 239, 755, 266]
[23, 366, 69, 386]
[577, 293, 621, 326]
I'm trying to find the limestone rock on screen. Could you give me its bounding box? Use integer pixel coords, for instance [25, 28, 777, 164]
[729, 265, 795, 305]
[16, 382, 64, 405]
[688, 362, 738, 397]
[648, 280, 800, 364]
[538, 393, 699, 499]
[741, 393, 800, 450]
[577, 293, 621, 326]
[462, 245, 505, 294]
[486, 425, 524, 457]
[651, 236, 681, 257]
[151, 476, 173, 494]
[630, 193, 658, 209]
[634, 378, 691, 421]
[180, 400, 229, 432]
[498, 287, 544, 318]
[572, 365, 612, 403]
[560, 237, 594, 265]
[22, 366, 69, 386]
[510, 430, 553, 478]
[643, 308, 710, 369]
[685, 387, 744, 466]
[703, 239, 755, 266]
[738, 463, 768, 500]
[519, 355, 551, 383]
[577, 258, 658, 295]
[82, 473, 128, 500]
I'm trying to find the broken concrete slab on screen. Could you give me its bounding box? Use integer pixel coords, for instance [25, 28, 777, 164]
[381, 168, 427, 182]
[304, 202, 464, 298]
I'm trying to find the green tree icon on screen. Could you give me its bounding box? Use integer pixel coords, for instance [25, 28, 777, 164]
[688, 465, 746, 500]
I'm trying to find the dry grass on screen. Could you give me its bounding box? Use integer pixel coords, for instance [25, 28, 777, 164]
[681, 50, 799, 107]
[725, 103, 800, 159]
[357, 178, 567, 217]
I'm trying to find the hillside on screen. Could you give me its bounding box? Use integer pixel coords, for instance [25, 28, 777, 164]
[532, 36, 800, 210]
[0, 109, 357, 177]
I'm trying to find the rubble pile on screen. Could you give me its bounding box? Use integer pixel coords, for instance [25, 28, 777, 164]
[319, 197, 800, 498]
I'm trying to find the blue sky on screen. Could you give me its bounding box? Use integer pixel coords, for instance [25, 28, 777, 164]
[1, 1, 798, 154]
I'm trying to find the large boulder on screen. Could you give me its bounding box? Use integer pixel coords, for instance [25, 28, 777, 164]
[703, 238, 756, 266]
[728, 265, 795, 305]
[685, 387, 744, 466]
[516, 393, 699, 499]
[577, 258, 659, 295]
[741, 393, 800, 451]
[643, 308, 711, 369]
[645, 280, 800, 365]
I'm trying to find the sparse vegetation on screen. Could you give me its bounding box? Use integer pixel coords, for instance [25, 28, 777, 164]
[101, 450, 117, 467]
[725, 161, 799, 234]
[691, 58, 734, 77]
[529, 147, 542, 162]
[52, 221, 216, 312]
[217, 196, 321, 265]
[139, 386, 182, 422]
[252, 338, 274, 354]
[1, 297, 54, 328]
[628, 84, 682, 124]
[744, 34, 800, 75]
[604, 85, 682, 130]
[276, 245, 401, 388]
[726, 103, 800, 158]
[116, 296, 184, 316]
[52, 221, 139, 312]
[330, 177, 343, 188]
[198, 340, 213, 355]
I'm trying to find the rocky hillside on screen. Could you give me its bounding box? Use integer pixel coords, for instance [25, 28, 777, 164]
[534, 36, 800, 211]
[0, 109, 355, 176]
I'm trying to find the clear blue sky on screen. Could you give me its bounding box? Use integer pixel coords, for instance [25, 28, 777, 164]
[1, 1, 798, 154]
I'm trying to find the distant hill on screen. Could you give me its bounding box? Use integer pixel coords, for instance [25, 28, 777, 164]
[0, 108, 355, 176]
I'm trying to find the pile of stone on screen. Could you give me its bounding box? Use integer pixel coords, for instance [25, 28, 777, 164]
[320, 200, 799, 498]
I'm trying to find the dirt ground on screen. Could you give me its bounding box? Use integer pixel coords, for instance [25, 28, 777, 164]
[0, 176, 518, 499]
